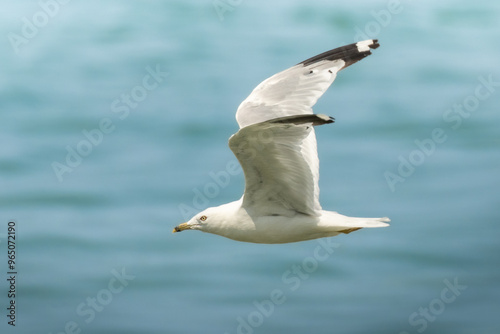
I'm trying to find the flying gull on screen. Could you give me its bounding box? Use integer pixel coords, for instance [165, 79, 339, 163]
[173, 39, 389, 243]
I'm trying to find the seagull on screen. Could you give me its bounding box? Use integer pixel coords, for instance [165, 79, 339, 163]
[173, 39, 389, 243]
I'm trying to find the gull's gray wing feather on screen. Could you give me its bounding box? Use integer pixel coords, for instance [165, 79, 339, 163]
[229, 114, 334, 217]
[235, 40, 380, 128]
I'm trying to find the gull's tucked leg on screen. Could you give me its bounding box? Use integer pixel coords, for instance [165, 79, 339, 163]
[339, 227, 362, 234]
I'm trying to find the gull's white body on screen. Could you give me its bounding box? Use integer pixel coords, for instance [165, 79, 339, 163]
[199, 199, 388, 244]
[173, 39, 390, 244]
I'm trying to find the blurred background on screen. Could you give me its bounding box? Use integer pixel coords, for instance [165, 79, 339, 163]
[1, 0, 499, 333]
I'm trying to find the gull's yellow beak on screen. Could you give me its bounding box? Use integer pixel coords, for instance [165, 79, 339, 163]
[172, 222, 190, 233]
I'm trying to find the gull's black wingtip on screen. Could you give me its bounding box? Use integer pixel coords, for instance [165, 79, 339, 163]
[316, 114, 335, 124]
[268, 114, 334, 127]
[299, 39, 380, 69]
[370, 39, 380, 49]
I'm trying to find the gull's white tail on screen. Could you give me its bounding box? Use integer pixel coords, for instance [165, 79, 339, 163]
[321, 211, 390, 230]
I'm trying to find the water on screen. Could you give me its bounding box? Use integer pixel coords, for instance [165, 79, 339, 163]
[1, 1, 499, 333]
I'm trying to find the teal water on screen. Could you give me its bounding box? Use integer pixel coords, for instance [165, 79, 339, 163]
[1, 1, 499, 333]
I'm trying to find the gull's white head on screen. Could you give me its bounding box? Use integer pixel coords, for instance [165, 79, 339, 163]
[172, 210, 210, 233]
[172, 201, 243, 236]
[172, 205, 232, 234]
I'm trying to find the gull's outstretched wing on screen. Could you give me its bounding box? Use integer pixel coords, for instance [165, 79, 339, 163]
[231, 40, 380, 217]
[235, 40, 380, 128]
[229, 114, 334, 217]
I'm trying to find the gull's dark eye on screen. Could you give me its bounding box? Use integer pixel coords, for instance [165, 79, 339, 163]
[200, 215, 207, 221]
